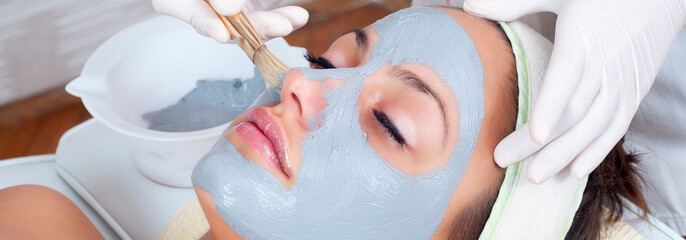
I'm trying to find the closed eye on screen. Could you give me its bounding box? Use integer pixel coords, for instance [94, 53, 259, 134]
[304, 52, 336, 69]
[373, 109, 406, 149]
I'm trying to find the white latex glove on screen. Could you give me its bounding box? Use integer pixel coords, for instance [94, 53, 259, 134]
[152, 0, 309, 43]
[464, 0, 686, 183]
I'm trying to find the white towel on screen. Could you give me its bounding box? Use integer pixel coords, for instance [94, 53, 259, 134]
[159, 197, 210, 240]
[479, 21, 588, 240]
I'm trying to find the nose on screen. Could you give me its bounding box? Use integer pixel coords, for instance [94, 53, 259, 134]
[279, 69, 340, 130]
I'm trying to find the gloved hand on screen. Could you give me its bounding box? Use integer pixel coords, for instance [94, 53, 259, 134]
[464, 0, 686, 183]
[152, 0, 309, 43]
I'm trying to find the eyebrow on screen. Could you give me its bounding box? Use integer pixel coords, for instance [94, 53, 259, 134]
[391, 67, 449, 140]
[351, 28, 368, 52]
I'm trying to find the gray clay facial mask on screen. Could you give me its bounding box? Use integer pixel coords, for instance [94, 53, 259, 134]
[144, 68, 265, 132]
[192, 7, 485, 239]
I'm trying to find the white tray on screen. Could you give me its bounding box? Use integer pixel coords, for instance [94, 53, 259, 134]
[56, 119, 196, 240]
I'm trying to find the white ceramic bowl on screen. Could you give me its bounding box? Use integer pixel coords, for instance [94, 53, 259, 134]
[66, 16, 308, 188]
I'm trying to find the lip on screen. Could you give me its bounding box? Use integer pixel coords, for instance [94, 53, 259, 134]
[234, 107, 291, 179]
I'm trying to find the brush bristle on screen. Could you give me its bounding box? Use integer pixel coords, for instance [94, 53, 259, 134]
[209, 9, 289, 89]
[253, 46, 289, 89]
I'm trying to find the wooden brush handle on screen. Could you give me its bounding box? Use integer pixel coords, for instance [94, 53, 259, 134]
[204, 0, 289, 89]
[226, 12, 265, 50]
[205, 1, 262, 61]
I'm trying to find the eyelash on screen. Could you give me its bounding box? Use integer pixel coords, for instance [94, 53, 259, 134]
[372, 109, 406, 149]
[304, 52, 336, 69]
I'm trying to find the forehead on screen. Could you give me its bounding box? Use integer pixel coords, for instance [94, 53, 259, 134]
[367, 7, 482, 85]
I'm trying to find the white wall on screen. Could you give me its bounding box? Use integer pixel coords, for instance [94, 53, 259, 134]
[0, 0, 157, 106]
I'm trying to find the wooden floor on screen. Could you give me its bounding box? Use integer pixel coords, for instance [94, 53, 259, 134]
[0, 0, 409, 160]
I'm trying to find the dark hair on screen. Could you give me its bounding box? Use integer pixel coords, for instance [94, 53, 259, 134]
[565, 138, 647, 239]
[448, 20, 648, 240]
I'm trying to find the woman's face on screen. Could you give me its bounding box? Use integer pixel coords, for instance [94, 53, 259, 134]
[193, 6, 511, 239]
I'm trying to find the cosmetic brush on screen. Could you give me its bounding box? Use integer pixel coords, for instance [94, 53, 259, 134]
[205, 1, 289, 89]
